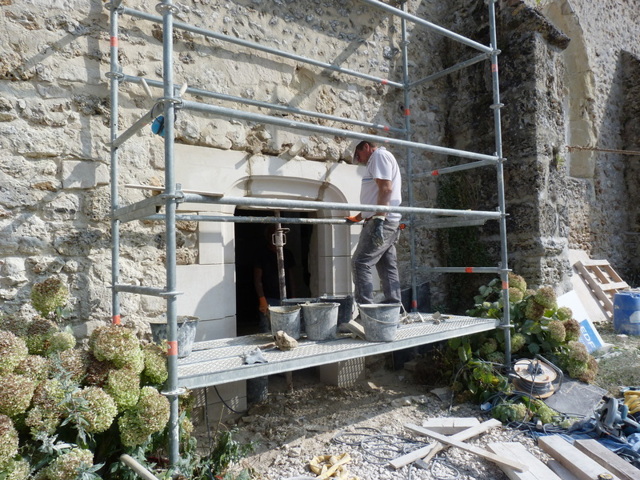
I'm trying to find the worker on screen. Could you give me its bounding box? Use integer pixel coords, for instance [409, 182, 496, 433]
[253, 223, 296, 333]
[347, 140, 402, 305]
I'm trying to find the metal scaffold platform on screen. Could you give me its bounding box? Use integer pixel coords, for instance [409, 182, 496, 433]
[178, 315, 499, 390]
[106, 0, 511, 466]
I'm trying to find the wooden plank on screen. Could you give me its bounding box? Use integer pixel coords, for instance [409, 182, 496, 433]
[486, 442, 562, 480]
[538, 435, 620, 480]
[405, 424, 528, 472]
[574, 439, 640, 480]
[421, 417, 481, 435]
[125, 183, 224, 197]
[391, 419, 500, 469]
[547, 459, 581, 480]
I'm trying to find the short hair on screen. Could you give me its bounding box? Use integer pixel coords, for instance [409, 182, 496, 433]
[353, 141, 375, 162]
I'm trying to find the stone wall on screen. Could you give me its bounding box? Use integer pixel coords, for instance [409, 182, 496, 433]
[0, 0, 638, 329]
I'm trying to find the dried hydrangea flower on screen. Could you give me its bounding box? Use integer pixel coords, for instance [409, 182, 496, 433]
[90, 324, 142, 369]
[0, 414, 19, 470]
[73, 387, 118, 434]
[14, 354, 50, 383]
[142, 342, 168, 385]
[0, 373, 36, 418]
[30, 277, 69, 319]
[118, 386, 170, 447]
[104, 367, 140, 411]
[44, 447, 94, 480]
[0, 330, 29, 375]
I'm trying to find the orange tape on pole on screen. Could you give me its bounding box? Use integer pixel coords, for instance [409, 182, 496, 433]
[110, 36, 118, 47]
[112, 314, 121, 325]
[502, 281, 509, 290]
[167, 341, 178, 356]
[465, 267, 474, 273]
[411, 299, 418, 310]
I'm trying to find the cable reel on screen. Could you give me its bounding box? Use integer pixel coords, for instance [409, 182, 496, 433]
[511, 355, 563, 399]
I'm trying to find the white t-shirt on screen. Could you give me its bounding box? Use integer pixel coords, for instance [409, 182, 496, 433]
[360, 147, 402, 221]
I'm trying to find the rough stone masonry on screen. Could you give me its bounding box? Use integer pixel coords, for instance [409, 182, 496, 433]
[0, 0, 639, 333]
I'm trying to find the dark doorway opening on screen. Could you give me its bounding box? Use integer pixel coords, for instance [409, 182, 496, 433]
[234, 209, 312, 336]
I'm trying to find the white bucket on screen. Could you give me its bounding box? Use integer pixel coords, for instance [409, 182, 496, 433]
[301, 302, 339, 340]
[269, 305, 301, 339]
[358, 304, 401, 342]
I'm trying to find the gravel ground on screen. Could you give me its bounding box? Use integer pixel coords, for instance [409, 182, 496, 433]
[214, 357, 550, 480]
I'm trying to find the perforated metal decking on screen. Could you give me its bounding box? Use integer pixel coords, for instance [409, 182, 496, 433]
[177, 314, 498, 390]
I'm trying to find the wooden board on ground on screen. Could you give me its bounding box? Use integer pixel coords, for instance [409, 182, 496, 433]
[421, 417, 480, 435]
[547, 459, 581, 480]
[538, 435, 620, 480]
[405, 424, 527, 472]
[573, 258, 629, 321]
[486, 442, 562, 480]
[574, 439, 640, 480]
[391, 419, 500, 469]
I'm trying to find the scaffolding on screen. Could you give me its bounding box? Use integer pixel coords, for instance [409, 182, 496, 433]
[106, 0, 510, 467]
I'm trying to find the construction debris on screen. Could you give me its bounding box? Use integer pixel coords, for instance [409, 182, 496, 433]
[274, 330, 298, 351]
[309, 453, 359, 480]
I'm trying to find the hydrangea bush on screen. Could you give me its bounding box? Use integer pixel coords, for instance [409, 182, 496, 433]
[0, 278, 182, 480]
[446, 273, 599, 424]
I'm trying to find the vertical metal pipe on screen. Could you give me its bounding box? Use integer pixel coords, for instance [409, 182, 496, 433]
[109, 4, 121, 325]
[157, 0, 180, 468]
[488, 0, 512, 367]
[401, 6, 418, 312]
[274, 212, 288, 301]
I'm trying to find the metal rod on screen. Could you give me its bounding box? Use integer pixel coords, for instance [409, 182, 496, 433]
[418, 266, 501, 274]
[180, 193, 503, 219]
[400, 5, 418, 313]
[414, 159, 498, 179]
[147, 215, 359, 225]
[122, 75, 405, 135]
[409, 53, 491, 89]
[113, 284, 180, 297]
[110, 102, 163, 149]
[488, 0, 512, 368]
[274, 212, 287, 301]
[119, 455, 161, 480]
[121, 7, 404, 89]
[157, 0, 180, 468]
[358, 0, 493, 54]
[107, 0, 122, 326]
[180, 99, 499, 163]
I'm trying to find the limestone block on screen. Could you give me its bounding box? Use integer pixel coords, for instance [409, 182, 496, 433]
[315, 255, 352, 295]
[195, 316, 236, 342]
[198, 220, 235, 265]
[315, 224, 352, 257]
[62, 161, 109, 189]
[176, 264, 236, 319]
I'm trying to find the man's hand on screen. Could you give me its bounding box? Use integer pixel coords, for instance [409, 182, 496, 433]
[345, 215, 361, 224]
[371, 216, 385, 247]
[258, 296, 269, 314]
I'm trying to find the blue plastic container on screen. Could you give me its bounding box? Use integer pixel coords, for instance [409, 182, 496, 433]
[613, 291, 640, 335]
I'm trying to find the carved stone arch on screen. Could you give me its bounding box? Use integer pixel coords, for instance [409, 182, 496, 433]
[543, 0, 597, 178]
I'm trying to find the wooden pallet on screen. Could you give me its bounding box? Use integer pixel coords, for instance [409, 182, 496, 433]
[573, 259, 629, 320]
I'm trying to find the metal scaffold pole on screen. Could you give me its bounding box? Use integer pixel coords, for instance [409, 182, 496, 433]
[488, 0, 512, 367]
[156, 0, 181, 467]
[107, 1, 124, 325]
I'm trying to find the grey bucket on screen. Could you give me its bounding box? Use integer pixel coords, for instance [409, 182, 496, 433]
[358, 304, 401, 342]
[150, 317, 199, 358]
[301, 302, 339, 340]
[269, 305, 301, 339]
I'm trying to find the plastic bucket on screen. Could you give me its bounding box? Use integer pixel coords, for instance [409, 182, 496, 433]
[150, 318, 199, 358]
[301, 302, 339, 340]
[319, 295, 354, 324]
[269, 305, 301, 339]
[358, 304, 401, 342]
[613, 291, 640, 335]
